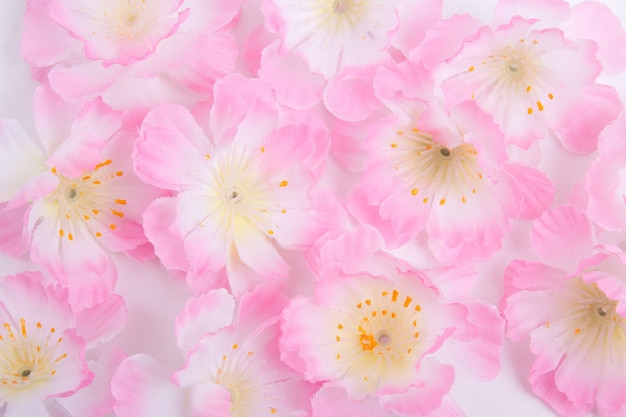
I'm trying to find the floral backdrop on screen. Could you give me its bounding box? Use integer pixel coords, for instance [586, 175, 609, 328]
[1, 0, 626, 416]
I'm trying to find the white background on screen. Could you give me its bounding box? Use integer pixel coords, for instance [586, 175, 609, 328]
[2, 1, 626, 416]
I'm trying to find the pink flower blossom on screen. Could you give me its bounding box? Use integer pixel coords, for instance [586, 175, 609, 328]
[0, 271, 126, 417]
[49, 0, 189, 65]
[503, 205, 626, 417]
[113, 285, 313, 417]
[348, 68, 554, 261]
[23, 0, 239, 110]
[264, 0, 399, 78]
[0, 86, 157, 304]
[134, 74, 329, 295]
[282, 226, 502, 416]
[436, 14, 622, 152]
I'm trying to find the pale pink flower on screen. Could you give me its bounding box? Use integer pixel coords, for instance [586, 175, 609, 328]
[282, 226, 502, 416]
[0, 271, 127, 417]
[503, 205, 626, 417]
[436, 14, 622, 152]
[134, 74, 330, 295]
[264, 0, 400, 78]
[0, 86, 157, 304]
[112, 286, 313, 417]
[587, 112, 626, 231]
[49, 0, 188, 65]
[348, 68, 554, 261]
[23, 0, 239, 110]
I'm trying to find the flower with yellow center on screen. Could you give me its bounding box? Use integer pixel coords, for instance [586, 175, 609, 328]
[0, 274, 92, 413]
[50, 0, 188, 64]
[271, 0, 398, 77]
[282, 273, 462, 399]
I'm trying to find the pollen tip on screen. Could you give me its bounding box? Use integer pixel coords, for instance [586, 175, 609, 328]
[468, 65, 474, 72]
[390, 143, 398, 148]
[527, 107, 533, 114]
[279, 180, 288, 187]
[411, 188, 418, 196]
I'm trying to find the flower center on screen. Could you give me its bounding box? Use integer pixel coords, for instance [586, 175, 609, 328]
[463, 38, 555, 117]
[389, 129, 483, 206]
[333, 0, 352, 14]
[204, 145, 290, 241]
[49, 160, 126, 243]
[226, 186, 243, 205]
[0, 319, 68, 392]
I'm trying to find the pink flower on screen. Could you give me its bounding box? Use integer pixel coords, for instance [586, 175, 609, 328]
[49, 0, 188, 65]
[112, 286, 313, 416]
[348, 70, 554, 261]
[436, 14, 622, 152]
[23, 0, 239, 110]
[503, 205, 626, 417]
[264, 0, 400, 78]
[134, 74, 329, 295]
[0, 86, 157, 305]
[282, 226, 503, 416]
[0, 271, 127, 417]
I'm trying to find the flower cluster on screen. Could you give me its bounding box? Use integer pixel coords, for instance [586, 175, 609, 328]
[1, 0, 626, 416]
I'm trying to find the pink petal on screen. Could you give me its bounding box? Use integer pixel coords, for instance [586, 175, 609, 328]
[551, 83, 622, 154]
[409, 14, 482, 71]
[379, 360, 455, 417]
[22, 0, 83, 68]
[210, 74, 277, 147]
[391, 0, 443, 56]
[529, 367, 591, 417]
[32, 84, 81, 156]
[324, 71, 380, 122]
[143, 197, 189, 271]
[134, 104, 211, 190]
[499, 163, 554, 219]
[259, 41, 324, 110]
[529, 205, 594, 271]
[312, 386, 392, 417]
[0, 204, 29, 258]
[561, 0, 626, 76]
[0, 119, 48, 202]
[175, 289, 235, 354]
[57, 347, 127, 417]
[112, 354, 185, 417]
[48, 60, 123, 102]
[75, 294, 127, 347]
[181, 0, 239, 32]
[587, 115, 626, 230]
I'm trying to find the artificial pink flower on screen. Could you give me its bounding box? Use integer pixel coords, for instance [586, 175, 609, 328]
[503, 205, 626, 417]
[282, 226, 503, 416]
[49, 0, 189, 65]
[348, 68, 554, 261]
[0, 86, 157, 303]
[134, 74, 329, 295]
[23, 0, 239, 110]
[436, 14, 622, 152]
[113, 286, 313, 417]
[0, 271, 127, 417]
[264, 0, 400, 78]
